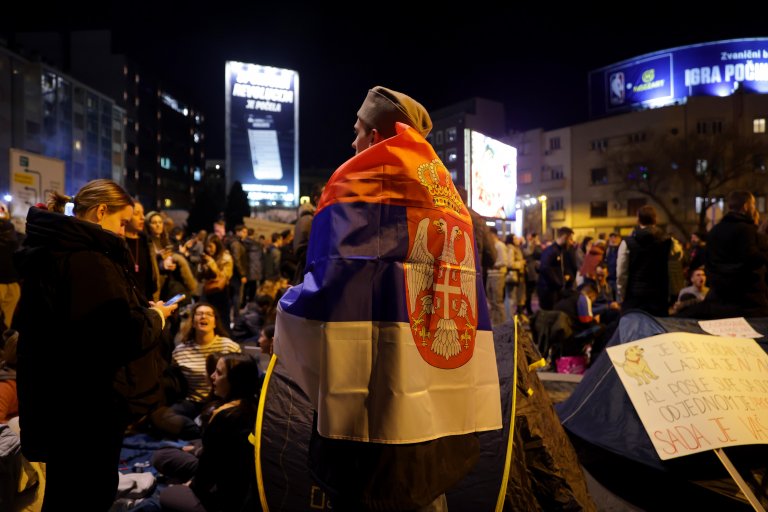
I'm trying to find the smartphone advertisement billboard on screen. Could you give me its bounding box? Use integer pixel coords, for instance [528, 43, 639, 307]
[465, 130, 517, 220]
[225, 61, 299, 206]
[590, 38, 768, 117]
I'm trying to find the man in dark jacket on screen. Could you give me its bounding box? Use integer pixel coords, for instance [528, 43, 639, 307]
[536, 227, 575, 310]
[678, 191, 768, 318]
[616, 205, 671, 316]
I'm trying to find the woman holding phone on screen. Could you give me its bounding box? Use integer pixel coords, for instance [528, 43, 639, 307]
[13, 179, 178, 511]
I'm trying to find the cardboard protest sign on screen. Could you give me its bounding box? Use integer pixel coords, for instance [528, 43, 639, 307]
[607, 333, 768, 460]
[698, 317, 762, 339]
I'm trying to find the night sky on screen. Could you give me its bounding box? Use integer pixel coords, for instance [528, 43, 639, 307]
[3, 6, 767, 171]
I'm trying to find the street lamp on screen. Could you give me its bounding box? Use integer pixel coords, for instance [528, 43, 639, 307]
[538, 195, 547, 237]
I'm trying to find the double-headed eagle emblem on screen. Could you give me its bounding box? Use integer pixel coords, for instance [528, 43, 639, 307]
[405, 216, 477, 361]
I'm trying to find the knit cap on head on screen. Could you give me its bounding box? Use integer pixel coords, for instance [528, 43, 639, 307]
[357, 86, 432, 139]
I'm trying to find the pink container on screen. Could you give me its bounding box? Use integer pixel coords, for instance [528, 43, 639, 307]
[556, 356, 587, 375]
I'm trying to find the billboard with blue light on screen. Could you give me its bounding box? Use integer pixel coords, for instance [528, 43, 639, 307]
[225, 62, 299, 206]
[590, 38, 768, 118]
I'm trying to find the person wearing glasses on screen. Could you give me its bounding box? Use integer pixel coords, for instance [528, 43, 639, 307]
[163, 303, 241, 439]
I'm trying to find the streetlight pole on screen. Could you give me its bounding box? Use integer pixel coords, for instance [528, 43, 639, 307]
[539, 195, 547, 238]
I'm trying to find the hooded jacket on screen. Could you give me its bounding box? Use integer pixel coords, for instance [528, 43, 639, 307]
[13, 207, 163, 461]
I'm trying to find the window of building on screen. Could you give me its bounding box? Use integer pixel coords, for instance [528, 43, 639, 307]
[627, 197, 647, 217]
[446, 127, 457, 143]
[711, 120, 723, 134]
[590, 201, 608, 218]
[446, 148, 458, 163]
[541, 166, 564, 181]
[755, 118, 766, 133]
[160, 157, 171, 169]
[696, 121, 707, 134]
[696, 159, 708, 175]
[435, 130, 444, 145]
[628, 132, 646, 143]
[548, 137, 561, 151]
[591, 139, 608, 151]
[519, 170, 533, 184]
[591, 168, 608, 185]
[757, 196, 766, 213]
[695, 196, 724, 214]
[548, 196, 564, 211]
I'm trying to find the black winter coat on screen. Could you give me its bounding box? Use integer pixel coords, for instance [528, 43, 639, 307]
[705, 211, 768, 312]
[13, 207, 164, 461]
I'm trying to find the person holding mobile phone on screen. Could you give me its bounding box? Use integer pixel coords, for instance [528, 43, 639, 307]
[13, 179, 180, 511]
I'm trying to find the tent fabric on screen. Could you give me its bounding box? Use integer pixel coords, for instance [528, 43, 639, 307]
[557, 311, 768, 470]
[556, 311, 768, 508]
[257, 318, 595, 511]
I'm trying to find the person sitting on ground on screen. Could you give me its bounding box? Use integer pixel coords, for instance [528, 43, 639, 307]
[156, 303, 241, 439]
[0, 329, 18, 423]
[554, 283, 611, 364]
[229, 301, 264, 344]
[589, 262, 621, 325]
[671, 266, 709, 315]
[157, 353, 261, 512]
[259, 324, 275, 356]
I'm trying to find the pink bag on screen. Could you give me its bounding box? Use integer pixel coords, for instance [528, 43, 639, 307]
[556, 356, 587, 375]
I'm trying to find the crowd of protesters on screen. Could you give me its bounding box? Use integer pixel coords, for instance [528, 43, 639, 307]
[1, 81, 767, 511]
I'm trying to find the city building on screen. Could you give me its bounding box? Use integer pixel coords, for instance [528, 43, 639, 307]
[514, 38, 768, 240]
[0, 44, 125, 205]
[7, 30, 206, 210]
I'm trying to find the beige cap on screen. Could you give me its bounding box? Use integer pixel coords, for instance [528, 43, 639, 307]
[357, 86, 432, 139]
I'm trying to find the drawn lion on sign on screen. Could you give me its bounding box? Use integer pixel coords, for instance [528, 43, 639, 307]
[614, 346, 658, 385]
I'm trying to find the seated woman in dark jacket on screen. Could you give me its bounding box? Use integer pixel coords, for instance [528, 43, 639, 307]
[158, 353, 261, 511]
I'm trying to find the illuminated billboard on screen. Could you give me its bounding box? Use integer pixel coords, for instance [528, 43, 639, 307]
[465, 130, 517, 220]
[225, 62, 299, 206]
[590, 38, 768, 117]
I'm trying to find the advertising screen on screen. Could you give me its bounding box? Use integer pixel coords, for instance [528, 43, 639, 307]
[466, 130, 517, 220]
[225, 62, 299, 206]
[590, 38, 768, 117]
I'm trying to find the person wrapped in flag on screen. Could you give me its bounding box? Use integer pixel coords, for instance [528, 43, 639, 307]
[274, 86, 502, 511]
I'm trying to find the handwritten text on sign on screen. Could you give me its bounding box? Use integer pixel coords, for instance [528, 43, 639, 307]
[607, 333, 768, 460]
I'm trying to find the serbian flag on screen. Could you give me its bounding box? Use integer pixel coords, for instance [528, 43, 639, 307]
[274, 123, 502, 443]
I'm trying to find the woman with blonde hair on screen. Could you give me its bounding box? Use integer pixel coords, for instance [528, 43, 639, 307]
[13, 179, 178, 510]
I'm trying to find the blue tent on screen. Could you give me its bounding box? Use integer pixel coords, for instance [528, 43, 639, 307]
[255, 320, 595, 511]
[557, 311, 768, 510]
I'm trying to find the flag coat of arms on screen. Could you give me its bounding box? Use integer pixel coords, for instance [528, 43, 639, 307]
[275, 124, 502, 443]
